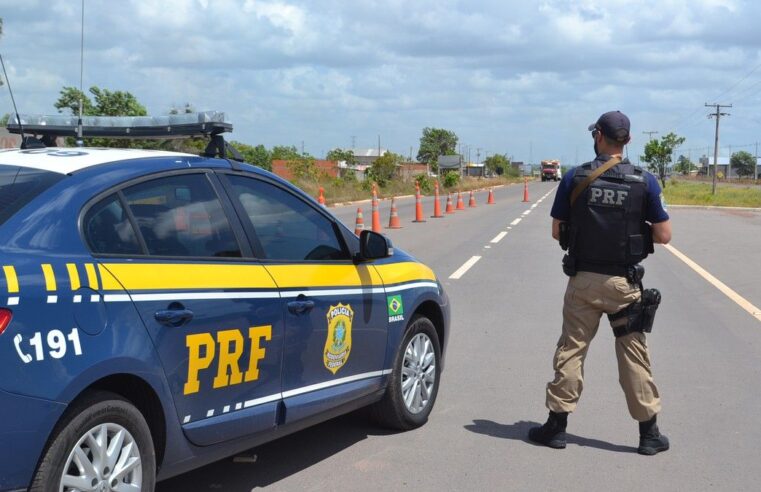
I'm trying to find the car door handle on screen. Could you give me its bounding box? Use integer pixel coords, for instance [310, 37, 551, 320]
[154, 308, 194, 327]
[287, 300, 315, 315]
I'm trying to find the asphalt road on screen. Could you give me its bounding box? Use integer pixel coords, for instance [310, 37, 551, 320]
[159, 181, 761, 491]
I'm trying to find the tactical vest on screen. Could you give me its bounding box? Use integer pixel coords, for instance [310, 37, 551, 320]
[568, 160, 652, 268]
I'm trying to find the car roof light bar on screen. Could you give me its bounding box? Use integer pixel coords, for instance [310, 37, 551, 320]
[6, 111, 232, 139]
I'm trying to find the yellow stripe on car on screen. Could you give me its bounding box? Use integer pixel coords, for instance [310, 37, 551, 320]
[264, 264, 383, 288]
[41, 264, 57, 292]
[66, 263, 81, 291]
[85, 263, 100, 289]
[99, 263, 278, 291]
[374, 262, 436, 285]
[3, 265, 19, 293]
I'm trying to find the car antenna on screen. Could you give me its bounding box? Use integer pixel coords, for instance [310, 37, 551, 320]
[0, 53, 28, 147]
[76, 0, 85, 147]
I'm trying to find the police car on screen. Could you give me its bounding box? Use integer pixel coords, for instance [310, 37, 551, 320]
[0, 113, 450, 491]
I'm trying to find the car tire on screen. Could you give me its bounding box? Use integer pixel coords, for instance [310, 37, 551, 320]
[371, 315, 441, 431]
[30, 390, 156, 492]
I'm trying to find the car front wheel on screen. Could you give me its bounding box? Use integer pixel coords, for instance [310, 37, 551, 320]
[30, 391, 156, 492]
[371, 315, 441, 430]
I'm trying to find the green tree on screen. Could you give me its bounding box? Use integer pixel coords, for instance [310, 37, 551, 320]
[417, 128, 458, 167]
[271, 145, 301, 161]
[730, 150, 757, 178]
[640, 132, 685, 187]
[0, 18, 3, 87]
[55, 86, 146, 117]
[674, 155, 696, 175]
[231, 142, 271, 170]
[0, 113, 9, 126]
[326, 148, 357, 165]
[484, 154, 510, 176]
[367, 152, 403, 187]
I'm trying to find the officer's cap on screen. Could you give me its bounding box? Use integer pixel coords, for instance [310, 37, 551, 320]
[588, 111, 630, 142]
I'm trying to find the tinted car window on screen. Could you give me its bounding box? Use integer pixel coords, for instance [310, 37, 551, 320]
[123, 174, 241, 257]
[227, 175, 348, 261]
[84, 194, 142, 255]
[0, 166, 65, 226]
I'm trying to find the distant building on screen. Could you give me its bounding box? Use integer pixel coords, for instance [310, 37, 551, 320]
[398, 162, 427, 180]
[438, 155, 464, 175]
[698, 155, 761, 178]
[351, 148, 388, 166]
[464, 162, 485, 177]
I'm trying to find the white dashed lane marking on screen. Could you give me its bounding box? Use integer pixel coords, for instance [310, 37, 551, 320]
[491, 231, 508, 243]
[449, 256, 482, 280]
[510, 218, 522, 226]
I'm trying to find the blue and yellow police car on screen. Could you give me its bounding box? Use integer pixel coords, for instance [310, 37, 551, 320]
[0, 113, 450, 491]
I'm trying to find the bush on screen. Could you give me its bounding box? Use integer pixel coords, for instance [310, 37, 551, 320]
[415, 174, 432, 193]
[443, 171, 460, 188]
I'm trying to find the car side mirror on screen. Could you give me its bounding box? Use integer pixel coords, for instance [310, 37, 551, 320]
[356, 230, 393, 261]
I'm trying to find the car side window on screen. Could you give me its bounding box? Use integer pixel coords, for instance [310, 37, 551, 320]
[122, 174, 241, 258]
[83, 194, 142, 255]
[227, 175, 349, 261]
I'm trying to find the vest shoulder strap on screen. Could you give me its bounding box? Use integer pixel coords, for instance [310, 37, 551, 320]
[570, 157, 621, 206]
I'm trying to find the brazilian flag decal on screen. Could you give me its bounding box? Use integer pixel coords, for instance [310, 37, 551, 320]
[387, 295, 404, 322]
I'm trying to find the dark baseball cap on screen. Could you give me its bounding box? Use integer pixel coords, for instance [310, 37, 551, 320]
[588, 110, 630, 142]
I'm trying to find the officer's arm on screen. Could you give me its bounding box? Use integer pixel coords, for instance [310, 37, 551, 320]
[552, 219, 563, 241]
[651, 220, 672, 244]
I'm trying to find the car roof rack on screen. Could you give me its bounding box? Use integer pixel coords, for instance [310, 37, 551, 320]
[6, 111, 244, 162]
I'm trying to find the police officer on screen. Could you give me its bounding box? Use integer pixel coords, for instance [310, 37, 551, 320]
[529, 110, 672, 455]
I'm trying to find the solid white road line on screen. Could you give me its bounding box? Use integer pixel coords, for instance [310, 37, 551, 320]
[664, 243, 761, 323]
[449, 256, 482, 280]
[491, 231, 508, 243]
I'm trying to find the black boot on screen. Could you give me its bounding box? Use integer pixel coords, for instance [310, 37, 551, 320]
[528, 411, 568, 449]
[638, 415, 670, 455]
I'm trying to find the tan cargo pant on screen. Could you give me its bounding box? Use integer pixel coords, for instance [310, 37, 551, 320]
[545, 271, 661, 422]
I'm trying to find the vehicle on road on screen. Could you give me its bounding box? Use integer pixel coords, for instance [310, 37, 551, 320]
[0, 113, 450, 492]
[541, 159, 561, 181]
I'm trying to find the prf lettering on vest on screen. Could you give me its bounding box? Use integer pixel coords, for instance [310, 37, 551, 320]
[589, 187, 628, 206]
[183, 325, 272, 395]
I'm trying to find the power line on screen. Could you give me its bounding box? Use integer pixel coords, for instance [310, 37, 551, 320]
[706, 103, 731, 195]
[643, 130, 659, 141]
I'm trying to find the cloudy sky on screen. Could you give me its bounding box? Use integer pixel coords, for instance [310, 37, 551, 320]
[1, 0, 760, 165]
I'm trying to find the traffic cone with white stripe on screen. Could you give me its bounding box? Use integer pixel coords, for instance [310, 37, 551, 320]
[354, 207, 365, 235]
[445, 193, 455, 214]
[318, 186, 326, 206]
[413, 183, 426, 223]
[456, 191, 465, 210]
[432, 181, 444, 218]
[468, 190, 477, 208]
[487, 188, 495, 205]
[388, 197, 402, 229]
[372, 184, 382, 232]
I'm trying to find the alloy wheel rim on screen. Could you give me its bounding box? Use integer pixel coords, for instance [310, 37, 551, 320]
[60, 422, 142, 492]
[401, 332, 436, 414]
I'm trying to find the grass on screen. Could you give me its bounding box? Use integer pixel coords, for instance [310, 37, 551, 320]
[297, 175, 525, 205]
[663, 179, 761, 208]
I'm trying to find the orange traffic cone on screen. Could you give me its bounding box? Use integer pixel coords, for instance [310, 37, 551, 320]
[487, 188, 495, 205]
[318, 186, 326, 206]
[413, 183, 426, 223]
[354, 207, 365, 235]
[371, 185, 382, 232]
[522, 177, 529, 202]
[456, 191, 465, 210]
[445, 193, 455, 214]
[388, 197, 402, 229]
[432, 181, 444, 218]
[468, 190, 477, 208]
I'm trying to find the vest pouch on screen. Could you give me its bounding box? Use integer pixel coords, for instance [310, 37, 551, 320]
[628, 234, 644, 257]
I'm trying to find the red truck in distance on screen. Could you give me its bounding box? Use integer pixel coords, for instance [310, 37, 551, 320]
[541, 159, 561, 182]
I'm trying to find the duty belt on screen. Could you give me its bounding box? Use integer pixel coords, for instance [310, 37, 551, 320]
[575, 261, 629, 277]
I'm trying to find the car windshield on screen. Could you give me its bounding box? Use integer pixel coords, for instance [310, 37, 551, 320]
[0, 165, 65, 226]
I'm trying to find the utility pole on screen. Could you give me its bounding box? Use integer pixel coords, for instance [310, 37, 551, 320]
[755, 141, 759, 181]
[728, 144, 732, 180]
[706, 103, 731, 195]
[643, 130, 659, 141]
[351, 135, 356, 150]
[476, 148, 481, 164]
